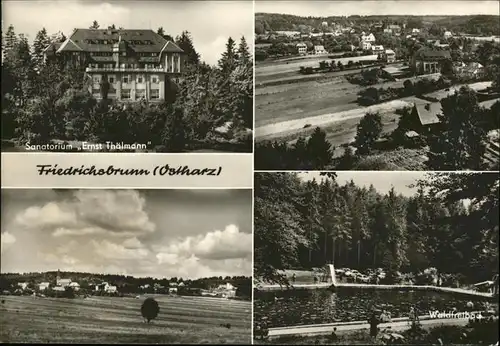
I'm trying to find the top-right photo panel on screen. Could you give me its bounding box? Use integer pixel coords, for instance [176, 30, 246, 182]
[254, 0, 500, 171]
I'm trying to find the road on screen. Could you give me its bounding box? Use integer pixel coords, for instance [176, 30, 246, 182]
[256, 55, 379, 77]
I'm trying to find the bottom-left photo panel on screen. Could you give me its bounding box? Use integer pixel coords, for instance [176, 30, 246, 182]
[0, 189, 253, 344]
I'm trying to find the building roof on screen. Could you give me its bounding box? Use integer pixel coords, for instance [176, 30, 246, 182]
[415, 102, 442, 125]
[314, 45, 325, 50]
[385, 49, 395, 55]
[43, 42, 63, 53]
[479, 98, 499, 110]
[372, 45, 384, 50]
[414, 47, 451, 60]
[58, 29, 183, 54]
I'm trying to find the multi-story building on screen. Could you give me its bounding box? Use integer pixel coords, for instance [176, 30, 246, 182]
[46, 28, 185, 102]
[296, 42, 307, 55]
[411, 47, 451, 74]
[314, 45, 327, 55]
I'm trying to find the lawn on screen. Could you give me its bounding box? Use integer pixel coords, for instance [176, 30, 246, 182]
[0, 295, 251, 344]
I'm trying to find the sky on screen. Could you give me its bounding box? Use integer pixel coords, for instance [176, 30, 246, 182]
[256, 0, 500, 16]
[1, 0, 253, 65]
[298, 171, 426, 196]
[0, 189, 252, 279]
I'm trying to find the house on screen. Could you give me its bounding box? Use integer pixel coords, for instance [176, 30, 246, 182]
[412, 28, 421, 35]
[384, 49, 396, 63]
[38, 282, 50, 291]
[169, 287, 178, 294]
[455, 61, 485, 78]
[53, 286, 66, 292]
[169, 282, 178, 287]
[321, 21, 328, 27]
[296, 42, 307, 55]
[360, 33, 376, 43]
[411, 47, 451, 74]
[388, 24, 401, 33]
[17, 282, 28, 290]
[410, 102, 442, 134]
[371, 45, 385, 56]
[359, 40, 372, 51]
[314, 45, 327, 55]
[178, 281, 185, 287]
[69, 282, 80, 291]
[42, 41, 62, 63]
[57, 278, 72, 287]
[105, 285, 117, 293]
[443, 31, 453, 39]
[51, 28, 185, 102]
[383, 28, 393, 34]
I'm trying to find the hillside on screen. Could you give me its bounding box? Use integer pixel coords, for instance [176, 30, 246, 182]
[255, 13, 500, 36]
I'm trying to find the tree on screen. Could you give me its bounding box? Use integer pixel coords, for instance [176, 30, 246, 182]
[162, 105, 186, 152]
[254, 173, 311, 285]
[306, 127, 334, 169]
[237, 36, 251, 64]
[2, 24, 17, 62]
[336, 146, 357, 170]
[90, 21, 100, 29]
[99, 75, 110, 100]
[175, 31, 200, 65]
[32, 28, 51, 71]
[354, 112, 383, 155]
[218, 37, 237, 76]
[426, 87, 487, 170]
[141, 297, 160, 323]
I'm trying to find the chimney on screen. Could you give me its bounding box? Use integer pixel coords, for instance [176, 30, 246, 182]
[425, 103, 431, 111]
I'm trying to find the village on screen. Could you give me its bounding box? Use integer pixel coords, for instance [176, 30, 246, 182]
[254, 13, 500, 170]
[1, 271, 246, 300]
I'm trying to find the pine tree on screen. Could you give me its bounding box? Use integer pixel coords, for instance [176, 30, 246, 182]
[175, 31, 200, 65]
[90, 21, 100, 29]
[237, 36, 252, 65]
[32, 28, 50, 72]
[306, 127, 334, 169]
[218, 37, 237, 75]
[3, 25, 18, 63]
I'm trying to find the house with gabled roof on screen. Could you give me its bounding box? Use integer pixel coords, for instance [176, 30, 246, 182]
[411, 47, 451, 74]
[47, 28, 185, 102]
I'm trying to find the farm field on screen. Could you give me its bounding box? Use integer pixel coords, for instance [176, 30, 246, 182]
[0, 295, 251, 344]
[255, 74, 440, 128]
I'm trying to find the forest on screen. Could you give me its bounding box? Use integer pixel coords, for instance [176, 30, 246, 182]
[254, 172, 499, 286]
[1, 23, 253, 152]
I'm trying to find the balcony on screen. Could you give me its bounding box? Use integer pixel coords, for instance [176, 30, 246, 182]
[85, 66, 181, 73]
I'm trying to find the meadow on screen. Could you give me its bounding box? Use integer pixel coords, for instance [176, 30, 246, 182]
[0, 295, 252, 344]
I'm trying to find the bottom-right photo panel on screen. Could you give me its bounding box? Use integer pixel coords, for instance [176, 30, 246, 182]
[253, 171, 499, 345]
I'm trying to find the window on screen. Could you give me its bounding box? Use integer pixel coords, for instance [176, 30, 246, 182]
[108, 75, 115, 83]
[92, 88, 100, 95]
[151, 75, 159, 83]
[121, 89, 131, 99]
[136, 88, 146, 99]
[93, 75, 101, 83]
[122, 52, 126, 56]
[137, 75, 144, 83]
[151, 89, 160, 100]
[122, 75, 130, 84]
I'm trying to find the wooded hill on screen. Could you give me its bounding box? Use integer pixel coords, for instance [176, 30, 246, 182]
[254, 172, 499, 286]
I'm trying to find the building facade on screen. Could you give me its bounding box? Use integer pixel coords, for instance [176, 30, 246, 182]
[411, 48, 451, 74]
[314, 45, 327, 55]
[296, 43, 307, 55]
[48, 29, 185, 102]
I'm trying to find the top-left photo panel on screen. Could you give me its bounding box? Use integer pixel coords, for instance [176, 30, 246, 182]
[1, 0, 254, 153]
